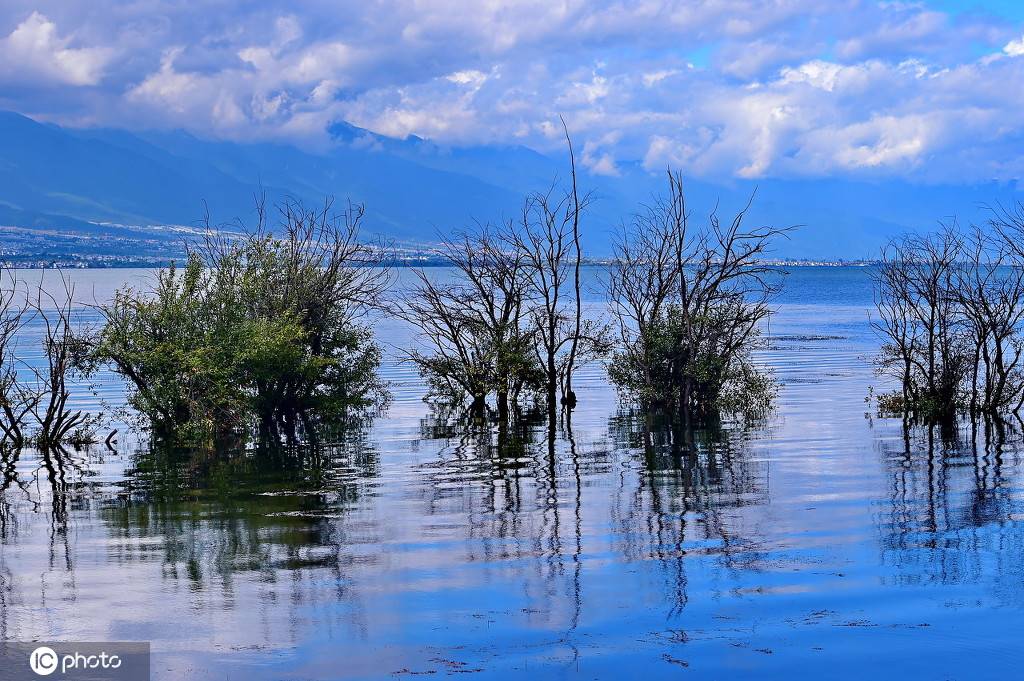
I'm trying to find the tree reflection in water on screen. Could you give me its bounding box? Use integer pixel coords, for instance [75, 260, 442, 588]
[0, 428, 381, 643]
[0, 444, 83, 547]
[877, 417, 1024, 599]
[607, 410, 769, 618]
[415, 406, 587, 636]
[10, 400, 1024, 676]
[105, 429, 381, 586]
[0, 443, 89, 640]
[413, 406, 770, 635]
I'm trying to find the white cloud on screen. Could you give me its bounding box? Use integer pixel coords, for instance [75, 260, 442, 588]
[129, 47, 194, 110]
[0, 1, 1022, 182]
[446, 69, 488, 88]
[799, 114, 937, 171]
[641, 69, 679, 87]
[0, 12, 113, 86]
[718, 39, 820, 80]
[581, 133, 621, 176]
[835, 9, 948, 60]
[559, 72, 611, 106]
[779, 61, 847, 92]
[1004, 35, 1024, 57]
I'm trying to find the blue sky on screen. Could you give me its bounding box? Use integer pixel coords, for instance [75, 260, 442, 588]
[1, 1, 1023, 185]
[932, 0, 1024, 21]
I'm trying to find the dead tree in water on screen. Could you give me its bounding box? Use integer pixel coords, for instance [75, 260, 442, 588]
[396, 226, 543, 416]
[872, 220, 1024, 422]
[955, 226, 1024, 415]
[506, 188, 576, 423]
[873, 227, 970, 421]
[980, 205, 1024, 415]
[408, 125, 608, 421]
[873, 244, 921, 413]
[0, 273, 97, 448]
[0, 272, 32, 447]
[29, 276, 94, 448]
[561, 117, 585, 411]
[504, 146, 608, 421]
[608, 170, 790, 422]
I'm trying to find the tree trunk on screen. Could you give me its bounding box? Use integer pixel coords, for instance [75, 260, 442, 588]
[497, 390, 509, 420]
[547, 347, 557, 424]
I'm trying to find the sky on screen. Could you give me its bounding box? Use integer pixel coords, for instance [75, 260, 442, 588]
[2, 0, 1024, 185]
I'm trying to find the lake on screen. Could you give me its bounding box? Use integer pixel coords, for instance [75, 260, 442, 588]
[1, 266, 1022, 679]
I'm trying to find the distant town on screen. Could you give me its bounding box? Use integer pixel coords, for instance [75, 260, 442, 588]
[0, 221, 878, 269]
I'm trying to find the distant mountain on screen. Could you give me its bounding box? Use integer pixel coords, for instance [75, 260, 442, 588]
[0, 204, 98, 233]
[0, 111, 527, 245]
[0, 110, 1020, 259]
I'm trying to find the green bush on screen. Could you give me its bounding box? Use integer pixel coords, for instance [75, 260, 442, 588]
[89, 200, 388, 444]
[608, 303, 776, 420]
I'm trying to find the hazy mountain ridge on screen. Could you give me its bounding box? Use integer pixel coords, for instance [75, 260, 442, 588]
[1, 110, 1021, 260]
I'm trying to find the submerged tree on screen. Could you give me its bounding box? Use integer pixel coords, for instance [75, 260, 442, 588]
[505, 122, 609, 420]
[874, 209, 1024, 422]
[873, 226, 969, 420]
[607, 171, 790, 422]
[89, 197, 389, 444]
[0, 272, 30, 447]
[395, 225, 544, 416]
[29, 277, 97, 448]
[0, 270, 29, 446]
[956, 225, 1024, 415]
[402, 125, 608, 420]
[0, 272, 100, 449]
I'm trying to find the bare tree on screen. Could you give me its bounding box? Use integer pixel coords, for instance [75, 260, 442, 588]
[955, 227, 1024, 414]
[395, 225, 542, 416]
[980, 205, 1024, 415]
[504, 160, 608, 421]
[873, 226, 971, 421]
[873, 243, 921, 413]
[398, 126, 608, 422]
[608, 170, 791, 421]
[0, 270, 32, 447]
[28, 275, 95, 448]
[561, 116, 585, 410]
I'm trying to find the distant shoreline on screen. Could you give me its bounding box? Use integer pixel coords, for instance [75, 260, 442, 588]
[1, 257, 881, 269]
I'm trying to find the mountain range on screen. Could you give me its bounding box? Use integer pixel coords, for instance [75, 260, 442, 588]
[1, 110, 1021, 261]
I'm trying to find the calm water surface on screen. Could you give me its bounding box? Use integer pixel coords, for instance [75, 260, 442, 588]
[2, 267, 1023, 679]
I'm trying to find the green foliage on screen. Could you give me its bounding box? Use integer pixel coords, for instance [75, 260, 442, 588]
[872, 389, 907, 417]
[609, 303, 776, 420]
[413, 315, 545, 409]
[89, 202, 388, 444]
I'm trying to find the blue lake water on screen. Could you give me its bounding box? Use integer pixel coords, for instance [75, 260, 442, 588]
[2, 266, 1023, 679]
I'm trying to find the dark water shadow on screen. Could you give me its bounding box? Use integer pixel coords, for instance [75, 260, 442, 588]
[1, 424, 382, 622]
[103, 427, 381, 581]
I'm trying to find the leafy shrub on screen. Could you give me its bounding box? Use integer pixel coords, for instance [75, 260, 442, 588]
[89, 199, 389, 444]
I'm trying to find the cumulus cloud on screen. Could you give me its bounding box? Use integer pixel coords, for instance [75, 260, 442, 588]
[0, 11, 113, 86]
[1005, 35, 1024, 57]
[0, 1, 1022, 182]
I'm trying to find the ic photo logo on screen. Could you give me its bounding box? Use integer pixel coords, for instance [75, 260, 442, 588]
[28, 646, 58, 676]
[27, 645, 125, 677]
